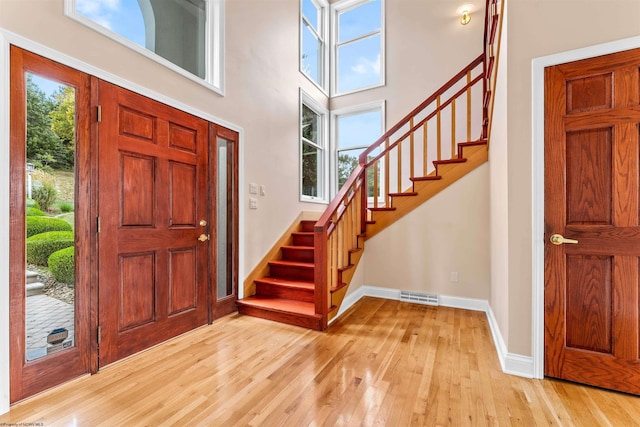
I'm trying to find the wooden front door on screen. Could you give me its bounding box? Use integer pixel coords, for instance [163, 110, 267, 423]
[97, 81, 210, 366]
[545, 49, 640, 393]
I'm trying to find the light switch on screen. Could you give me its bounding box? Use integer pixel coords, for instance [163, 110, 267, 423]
[249, 183, 258, 194]
[249, 198, 258, 209]
[260, 185, 266, 196]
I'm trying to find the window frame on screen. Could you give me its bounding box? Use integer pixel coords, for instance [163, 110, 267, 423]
[331, 0, 385, 97]
[64, 0, 225, 95]
[300, 0, 329, 93]
[300, 90, 329, 203]
[330, 100, 385, 199]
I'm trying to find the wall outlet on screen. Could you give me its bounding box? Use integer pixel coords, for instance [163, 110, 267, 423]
[249, 183, 258, 194]
[249, 198, 258, 209]
[450, 272, 459, 283]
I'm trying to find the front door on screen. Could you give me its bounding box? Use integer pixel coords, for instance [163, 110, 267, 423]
[545, 48, 640, 393]
[97, 81, 210, 366]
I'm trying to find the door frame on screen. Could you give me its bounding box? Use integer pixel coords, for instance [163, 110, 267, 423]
[0, 30, 245, 411]
[532, 35, 640, 380]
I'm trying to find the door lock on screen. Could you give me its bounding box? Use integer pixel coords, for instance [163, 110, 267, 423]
[198, 233, 210, 242]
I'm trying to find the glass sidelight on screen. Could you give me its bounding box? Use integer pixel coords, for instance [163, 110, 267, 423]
[24, 73, 76, 361]
[216, 136, 235, 300]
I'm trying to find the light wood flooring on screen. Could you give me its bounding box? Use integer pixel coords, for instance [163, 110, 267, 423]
[2, 297, 640, 426]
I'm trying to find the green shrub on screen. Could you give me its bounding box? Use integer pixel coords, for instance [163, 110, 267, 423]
[26, 231, 74, 266]
[48, 246, 75, 285]
[26, 216, 72, 238]
[26, 207, 46, 216]
[26, 199, 41, 210]
[32, 182, 58, 212]
[58, 202, 73, 213]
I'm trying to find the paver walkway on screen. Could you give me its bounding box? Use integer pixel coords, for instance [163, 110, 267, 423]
[26, 294, 75, 361]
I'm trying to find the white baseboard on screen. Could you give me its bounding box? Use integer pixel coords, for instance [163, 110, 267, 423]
[330, 285, 534, 378]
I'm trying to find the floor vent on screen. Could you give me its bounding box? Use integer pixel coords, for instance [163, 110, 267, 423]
[400, 291, 439, 306]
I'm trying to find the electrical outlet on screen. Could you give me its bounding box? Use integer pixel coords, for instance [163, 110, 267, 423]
[249, 183, 258, 194]
[450, 272, 459, 283]
[249, 198, 258, 209]
[260, 185, 266, 196]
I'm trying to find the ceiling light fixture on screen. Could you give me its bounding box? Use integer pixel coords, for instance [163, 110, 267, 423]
[460, 10, 471, 25]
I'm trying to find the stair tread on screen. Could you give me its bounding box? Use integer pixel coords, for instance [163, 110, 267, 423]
[281, 245, 314, 251]
[269, 260, 315, 268]
[255, 277, 315, 290]
[388, 192, 418, 197]
[292, 231, 314, 235]
[458, 140, 487, 147]
[434, 158, 467, 165]
[410, 175, 442, 182]
[369, 207, 396, 212]
[237, 296, 318, 317]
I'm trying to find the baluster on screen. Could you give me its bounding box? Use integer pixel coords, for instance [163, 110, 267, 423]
[410, 117, 415, 179]
[397, 139, 402, 194]
[373, 161, 379, 209]
[467, 70, 472, 142]
[423, 122, 428, 176]
[451, 99, 456, 159]
[384, 138, 390, 206]
[436, 96, 442, 161]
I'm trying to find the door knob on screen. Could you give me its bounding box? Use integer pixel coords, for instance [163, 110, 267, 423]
[198, 233, 210, 242]
[550, 234, 578, 245]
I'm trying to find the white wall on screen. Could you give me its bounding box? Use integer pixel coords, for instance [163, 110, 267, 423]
[363, 164, 490, 300]
[488, 1, 509, 349]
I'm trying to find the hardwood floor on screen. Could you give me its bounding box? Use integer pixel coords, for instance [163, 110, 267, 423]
[2, 297, 640, 426]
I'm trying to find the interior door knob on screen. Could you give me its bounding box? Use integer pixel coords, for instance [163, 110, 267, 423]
[550, 234, 578, 245]
[198, 234, 210, 242]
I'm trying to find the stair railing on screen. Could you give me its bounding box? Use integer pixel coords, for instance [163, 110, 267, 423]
[314, 0, 503, 329]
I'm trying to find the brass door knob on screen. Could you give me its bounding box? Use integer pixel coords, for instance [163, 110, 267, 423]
[198, 234, 210, 242]
[550, 234, 578, 245]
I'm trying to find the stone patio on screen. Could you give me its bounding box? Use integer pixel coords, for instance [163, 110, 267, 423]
[26, 294, 75, 361]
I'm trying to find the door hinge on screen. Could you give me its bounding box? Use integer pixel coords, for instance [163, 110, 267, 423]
[97, 105, 102, 123]
[97, 217, 101, 233]
[97, 325, 102, 345]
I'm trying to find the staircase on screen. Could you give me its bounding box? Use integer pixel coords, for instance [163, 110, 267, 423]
[236, 220, 323, 330]
[237, 0, 504, 330]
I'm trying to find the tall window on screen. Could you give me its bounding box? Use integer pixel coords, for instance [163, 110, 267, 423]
[333, 0, 384, 95]
[65, 0, 224, 93]
[300, 93, 328, 201]
[334, 102, 384, 191]
[301, 0, 328, 90]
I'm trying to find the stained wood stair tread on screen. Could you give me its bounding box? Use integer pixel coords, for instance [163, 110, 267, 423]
[268, 260, 314, 268]
[254, 277, 315, 290]
[281, 245, 314, 250]
[389, 192, 418, 197]
[236, 296, 322, 330]
[410, 175, 442, 182]
[369, 207, 396, 212]
[434, 158, 467, 165]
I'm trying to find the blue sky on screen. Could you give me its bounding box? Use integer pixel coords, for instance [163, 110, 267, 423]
[76, 0, 145, 46]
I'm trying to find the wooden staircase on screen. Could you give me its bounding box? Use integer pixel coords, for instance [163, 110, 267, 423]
[236, 220, 323, 330]
[237, 0, 503, 331]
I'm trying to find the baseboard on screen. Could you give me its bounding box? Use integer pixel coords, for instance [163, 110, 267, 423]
[330, 285, 535, 378]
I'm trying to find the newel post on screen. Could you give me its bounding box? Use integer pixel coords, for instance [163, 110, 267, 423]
[314, 223, 328, 329]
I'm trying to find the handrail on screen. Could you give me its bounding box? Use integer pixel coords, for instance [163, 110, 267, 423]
[315, 165, 364, 234]
[360, 53, 484, 163]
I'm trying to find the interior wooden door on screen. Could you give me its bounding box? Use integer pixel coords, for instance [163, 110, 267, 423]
[97, 81, 209, 366]
[545, 48, 640, 393]
[9, 47, 94, 402]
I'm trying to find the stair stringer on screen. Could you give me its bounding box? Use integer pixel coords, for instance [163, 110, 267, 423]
[326, 235, 365, 323]
[365, 144, 488, 240]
